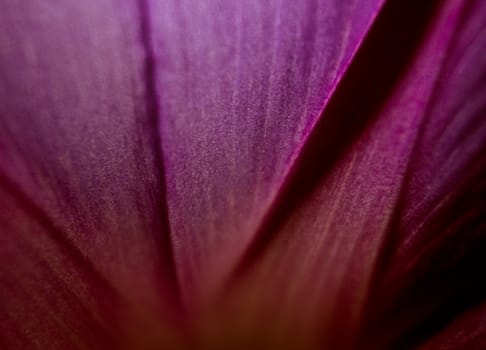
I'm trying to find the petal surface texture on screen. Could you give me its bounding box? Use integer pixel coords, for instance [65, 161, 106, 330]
[1, 0, 484, 348]
[362, 0, 486, 347]
[148, 0, 385, 300]
[196, 0, 486, 348]
[0, 1, 181, 348]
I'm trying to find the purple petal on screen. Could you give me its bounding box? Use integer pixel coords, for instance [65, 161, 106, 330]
[196, 0, 485, 348]
[0, 1, 181, 347]
[147, 0, 385, 300]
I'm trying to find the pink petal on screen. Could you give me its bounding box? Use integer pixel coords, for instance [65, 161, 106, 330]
[0, 1, 182, 347]
[196, 0, 485, 348]
[147, 0, 386, 301]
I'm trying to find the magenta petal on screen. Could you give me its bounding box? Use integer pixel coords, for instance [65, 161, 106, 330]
[0, 1, 180, 347]
[196, 0, 485, 348]
[362, 0, 486, 347]
[147, 0, 385, 299]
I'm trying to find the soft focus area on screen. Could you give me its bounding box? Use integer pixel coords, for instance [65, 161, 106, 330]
[0, 0, 485, 349]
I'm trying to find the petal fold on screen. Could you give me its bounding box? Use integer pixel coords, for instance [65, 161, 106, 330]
[0, 1, 181, 347]
[148, 0, 385, 300]
[196, 0, 486, 348]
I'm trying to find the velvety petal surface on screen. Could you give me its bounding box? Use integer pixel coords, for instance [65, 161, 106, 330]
[147, 0, 385, 300]
[0, 1, 181, 347]
[195, 0, 485, 348]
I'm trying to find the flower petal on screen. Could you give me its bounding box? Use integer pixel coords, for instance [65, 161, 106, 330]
[1, 181, 118, 348]
[147, 0, 385, 300]
[361, 0, 486, 346]
[0, 1, 181, 346]
[197, 0, 485, 348]
[418, 302, 486, 350]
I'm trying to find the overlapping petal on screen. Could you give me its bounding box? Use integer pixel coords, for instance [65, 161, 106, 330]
[362, 0, 486, 347]
[1, 0, 484, 348]
[147, 0, 385, 300]
[197, 0, 485, 348]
